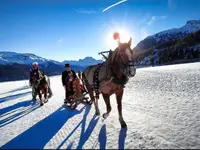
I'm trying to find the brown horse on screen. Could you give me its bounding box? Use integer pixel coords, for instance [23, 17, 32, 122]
[82, 37, 136, 128]
[37, 76, 49, 106]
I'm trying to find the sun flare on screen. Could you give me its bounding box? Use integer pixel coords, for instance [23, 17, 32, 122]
[106, 28, 132, 50]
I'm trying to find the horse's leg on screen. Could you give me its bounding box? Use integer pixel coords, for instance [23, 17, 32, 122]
[102, 93, 111, 119]
[94, 97, 100, 116]
[85, 84, 95, 104]
[85, 84, 100, 116]
[44, 85, 49, 103]
[39, 90, 44, 106]
[32, 87, 37, 100]
[116, 89, 127, 128]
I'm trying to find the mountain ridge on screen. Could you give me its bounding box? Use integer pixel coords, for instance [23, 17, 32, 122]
[0, 51, 103, 82]
[0, 51, 103, 66]
[134, 19, 200, 56]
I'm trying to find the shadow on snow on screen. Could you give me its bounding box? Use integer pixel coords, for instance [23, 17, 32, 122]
[0, 90, 31, 104]
[56, 105, 99, 149]
[0, 86, 30, 96]
[97, 124, 127, 149]
[0, 98, 39, 128]
[1, 105, 85, 149]
[1, 100, 127, 149]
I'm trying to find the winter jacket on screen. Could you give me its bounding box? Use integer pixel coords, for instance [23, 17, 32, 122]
[62, 70, 77, 86]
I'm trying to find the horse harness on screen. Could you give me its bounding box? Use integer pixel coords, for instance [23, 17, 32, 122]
[93, 63, 103, 99]
[87, 49, 135, 99]
[92, 62, 127, 99]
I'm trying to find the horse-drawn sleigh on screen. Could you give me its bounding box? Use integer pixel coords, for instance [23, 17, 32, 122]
[65, 36, 136, 129]
[63, 32, 136, 128]
[63, 71, 91, 110]
[30, 32, 136, 128]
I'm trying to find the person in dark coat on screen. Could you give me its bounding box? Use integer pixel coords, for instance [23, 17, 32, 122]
[62, 64, 77, 103]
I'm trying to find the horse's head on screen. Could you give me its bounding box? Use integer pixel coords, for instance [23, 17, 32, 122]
[31, 69, 44, 85]
[32, 76, 40, 85]
[110, 37, 136, 77]
[32, 71, 42, 85]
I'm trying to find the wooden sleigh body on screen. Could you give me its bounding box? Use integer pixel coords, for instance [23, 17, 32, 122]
[64, 72, 91, 110]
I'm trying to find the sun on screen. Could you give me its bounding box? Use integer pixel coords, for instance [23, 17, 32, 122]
[106, 28, 131, 50]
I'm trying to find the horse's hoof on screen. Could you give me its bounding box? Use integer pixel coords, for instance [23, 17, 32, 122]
[95, 111, 100, 116]
[71, 104, 77, 110]
[88, 100, 93, 105]
[44, 99, 48, 103]
[40, 103, 44, 106]
[121, 122, 127, 128]
[103, 113, 109, 119]
[70, 101, 77, 110]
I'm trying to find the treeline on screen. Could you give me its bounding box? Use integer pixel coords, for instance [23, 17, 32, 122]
[135, 30, 200, 64]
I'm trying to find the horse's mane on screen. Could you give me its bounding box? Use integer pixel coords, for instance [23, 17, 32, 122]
[106, 47, 120, 65]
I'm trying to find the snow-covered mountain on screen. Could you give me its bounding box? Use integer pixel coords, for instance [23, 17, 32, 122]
[136, 29, 200, 67]
[62, 57, 103, 67]
[0, 51, 103, 82]
[134, 19, 200, 55]
[0, 51, 61, 66]
[0, 51, 103, 67]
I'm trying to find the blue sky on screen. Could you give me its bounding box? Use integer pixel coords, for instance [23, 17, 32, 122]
[0, 0, 200, 61]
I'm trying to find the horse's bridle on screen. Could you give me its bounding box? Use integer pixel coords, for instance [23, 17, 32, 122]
[116, 48, 135, 76]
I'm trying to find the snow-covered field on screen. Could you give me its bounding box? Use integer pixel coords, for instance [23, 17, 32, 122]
[0, 62, 200, 149]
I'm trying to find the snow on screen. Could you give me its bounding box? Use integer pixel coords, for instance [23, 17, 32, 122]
[144, 19, 200, 44]
[0, 63, 200, 149]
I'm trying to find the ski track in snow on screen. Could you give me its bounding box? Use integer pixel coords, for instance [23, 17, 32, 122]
[0, 62, 200, 149]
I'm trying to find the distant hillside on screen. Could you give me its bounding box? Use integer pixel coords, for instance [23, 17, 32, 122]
[62, 56, 103, 67]
[0, 52, 103, 82]
[134, 19, 200, 58]
[136, 30, 200, 66]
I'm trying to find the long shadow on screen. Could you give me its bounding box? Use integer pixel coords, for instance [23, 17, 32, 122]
[118, 128, 127, 149]
[98, 124, 107, 149]
[0, 86, 30, 96]
[57, 105, 91, 149]
[0, 91, 31, 104]
[66, 141, 74, 149]
[1, 105, 85, 149]
[0, 99, 39, 128]
[76, 114, 99, 149]
[0, 99, 35, 116]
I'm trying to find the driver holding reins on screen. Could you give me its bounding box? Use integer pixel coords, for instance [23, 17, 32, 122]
[29, 62, 43, 85]
[29, 62, 53, 98]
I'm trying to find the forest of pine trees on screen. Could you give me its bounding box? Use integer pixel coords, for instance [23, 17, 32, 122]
[135, 30, 200, 65]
